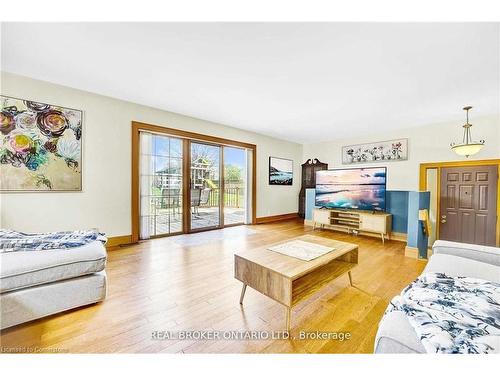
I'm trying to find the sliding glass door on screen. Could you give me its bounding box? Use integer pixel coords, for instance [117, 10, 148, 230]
[223, 146, 246, 226]
[190, 142, 221, 231]
[136, 127, 251, 238]
[139, 132, 183, 239]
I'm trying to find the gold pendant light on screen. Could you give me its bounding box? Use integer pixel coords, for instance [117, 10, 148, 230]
[450, 106, 485, 157]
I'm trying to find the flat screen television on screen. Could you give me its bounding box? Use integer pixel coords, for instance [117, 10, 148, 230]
[315, 167, 386, 211]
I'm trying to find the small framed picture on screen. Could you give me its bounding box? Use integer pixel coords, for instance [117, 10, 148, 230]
[269, 157, 293, 185]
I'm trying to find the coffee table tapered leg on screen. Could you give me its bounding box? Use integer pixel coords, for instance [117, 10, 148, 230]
[239, 283, 247, 305]
[348, 271, 353, 286]
[286, 307, 291, 332]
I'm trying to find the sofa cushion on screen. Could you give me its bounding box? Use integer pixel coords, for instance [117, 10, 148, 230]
[424, 254, 500, 283]
[0, 241, 106, 293]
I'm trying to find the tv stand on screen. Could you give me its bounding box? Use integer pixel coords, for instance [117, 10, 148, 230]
[312, 208, 392, 243]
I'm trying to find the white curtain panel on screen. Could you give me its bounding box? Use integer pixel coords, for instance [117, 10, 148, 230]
[139, 132, 154, 240]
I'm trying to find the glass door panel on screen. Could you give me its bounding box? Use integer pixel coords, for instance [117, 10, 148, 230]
[190, 142, 221, 230]
[139, 132, 183, 238]
[223, 146, 246, 225]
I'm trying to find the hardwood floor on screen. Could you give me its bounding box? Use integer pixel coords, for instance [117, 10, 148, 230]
[0, 219, 426, 353]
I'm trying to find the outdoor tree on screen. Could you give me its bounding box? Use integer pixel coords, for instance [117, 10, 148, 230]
[224, 164, 243, 181]
[191, 144, 219, 167]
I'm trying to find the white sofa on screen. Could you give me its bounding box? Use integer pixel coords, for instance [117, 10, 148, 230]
[374, 240, 500, 353]
[0, 241, 107, 329]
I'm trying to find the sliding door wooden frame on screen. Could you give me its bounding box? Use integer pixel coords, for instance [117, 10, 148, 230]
[419, 158, 500, 246]
[220, 145, 225, 228]
[182, 139, 191, 234]
[131, 121, 257, 243]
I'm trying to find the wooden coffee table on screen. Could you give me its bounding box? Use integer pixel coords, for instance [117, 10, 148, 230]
[234, 235, 358, 332]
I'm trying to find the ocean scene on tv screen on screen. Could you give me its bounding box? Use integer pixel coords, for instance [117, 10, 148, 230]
[315, 167, 386, 211]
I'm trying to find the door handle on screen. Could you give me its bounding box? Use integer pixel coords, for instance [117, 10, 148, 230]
[441, 219, 447, 224]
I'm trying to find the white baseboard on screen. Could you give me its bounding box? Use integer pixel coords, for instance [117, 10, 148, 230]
[389, 232, 407, 242]
[405, 246, 432, 260]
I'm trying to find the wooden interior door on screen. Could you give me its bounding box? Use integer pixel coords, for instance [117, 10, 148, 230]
[439, 165, 498, 246]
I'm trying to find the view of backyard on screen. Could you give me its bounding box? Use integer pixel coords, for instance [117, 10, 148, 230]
[140, 133, 247, 236]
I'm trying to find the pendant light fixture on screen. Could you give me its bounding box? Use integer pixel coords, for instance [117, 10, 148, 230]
[450, 106, 485, 157]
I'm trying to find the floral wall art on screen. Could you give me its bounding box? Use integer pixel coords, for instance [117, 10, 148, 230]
[341, 138, 408, 164]
[0, 96, 82, 191]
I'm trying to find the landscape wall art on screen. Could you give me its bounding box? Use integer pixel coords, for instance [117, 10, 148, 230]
[269, 156, 293, 185]
[342, 138, 408, 164]
[0, 95, 82, 191]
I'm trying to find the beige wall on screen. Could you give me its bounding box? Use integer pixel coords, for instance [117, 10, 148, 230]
[0, 72, 303, 237]
[302, 114, 500, 191]
[3, 71, 498, 237]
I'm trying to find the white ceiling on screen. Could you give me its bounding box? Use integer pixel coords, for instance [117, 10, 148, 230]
[1, 23, 499, 144]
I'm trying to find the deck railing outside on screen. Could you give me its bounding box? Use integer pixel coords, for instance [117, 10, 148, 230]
[204, 185, 244, 208]
[152, 178, 244, 209]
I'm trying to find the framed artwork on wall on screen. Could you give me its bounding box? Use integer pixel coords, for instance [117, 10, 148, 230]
[269, 156, 293, 185]
[0, 95, 83, 191]
[342, 138, 408, 164]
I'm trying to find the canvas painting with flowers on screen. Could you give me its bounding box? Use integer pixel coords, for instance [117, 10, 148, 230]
[0, 96, 82, 191]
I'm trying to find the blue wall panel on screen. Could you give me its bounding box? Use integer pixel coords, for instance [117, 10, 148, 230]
[385, 191, 409, 234]
[407, 192, 420, 248]
[407, 191, 430, 258]
[417, 192, 431, 258]
[305, 188, 316, 220]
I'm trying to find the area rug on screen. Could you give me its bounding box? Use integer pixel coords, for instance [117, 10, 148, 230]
[268, 240, 335, 261]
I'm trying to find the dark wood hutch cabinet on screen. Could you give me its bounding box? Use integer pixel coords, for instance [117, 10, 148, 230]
[298, 158, 328, 218]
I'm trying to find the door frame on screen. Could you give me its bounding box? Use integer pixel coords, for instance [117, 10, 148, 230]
[131, 121, 257, 243]
[419, 159, 500, 246]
